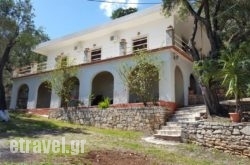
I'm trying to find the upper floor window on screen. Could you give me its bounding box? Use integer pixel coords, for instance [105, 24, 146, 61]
[132, 37, 147, 52]
[91, 48, 101, 61]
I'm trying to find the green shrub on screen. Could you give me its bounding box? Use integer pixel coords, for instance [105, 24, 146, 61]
[98, 97, 110, 109]
[247, 84, 250, 97]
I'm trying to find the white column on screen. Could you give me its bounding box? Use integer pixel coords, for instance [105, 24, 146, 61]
[159, 54, 174, 102]
[113, 72, 128, 104]
[78, 69, 92, 106]
[183, 72, 189, 106]
[27, 82, 38, 109]
[10, 82, 18, 109]
[50, 89, 61, 108]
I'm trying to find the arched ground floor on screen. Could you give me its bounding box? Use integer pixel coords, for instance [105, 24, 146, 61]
[10, 50, 196, 109]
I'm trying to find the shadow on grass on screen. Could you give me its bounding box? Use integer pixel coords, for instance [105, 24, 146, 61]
[0, 112, 89, 138]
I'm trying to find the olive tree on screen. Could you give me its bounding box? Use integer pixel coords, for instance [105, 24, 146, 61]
[120, 50, 160, 106]
[162, 0, 250, 115]
[0, 0, 48, 111]
[45, 58, 79, 108]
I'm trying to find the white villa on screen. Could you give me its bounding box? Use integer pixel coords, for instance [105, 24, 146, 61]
[10, 5, 209, 110]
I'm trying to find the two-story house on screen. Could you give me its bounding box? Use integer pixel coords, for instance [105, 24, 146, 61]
[9, 5, 209, 110]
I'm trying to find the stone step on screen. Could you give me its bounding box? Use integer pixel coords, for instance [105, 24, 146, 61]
[142, 136, 180, 145]
[154, 134, 181, 142]
[175, 110, 205, 115]
[151, 105, 207, 144]
[174, 110, 204, 115]
[156, 130, 181, 136]
[170, 116, 196, 122]
[166, 122, 181, 127]
[161, 125, 182, 131]
[172, 113, 199, 119]
[177, 106, 206, 112]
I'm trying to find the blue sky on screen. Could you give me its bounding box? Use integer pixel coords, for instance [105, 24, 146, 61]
[31, 0, 161, 39]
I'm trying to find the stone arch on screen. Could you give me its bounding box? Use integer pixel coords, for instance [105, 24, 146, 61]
[36, 81, 52, 108]
[16, 84, 29, 109]
[129, 64, 159, 103]
[91, 71, 114, 105]
[175, 66, 184, 107]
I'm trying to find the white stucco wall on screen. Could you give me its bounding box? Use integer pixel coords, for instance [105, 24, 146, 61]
[39, 9, 174, 71]
[10, 49, 193, 109]
[174, 15, 210, 57]
[10, 5, 206, 109]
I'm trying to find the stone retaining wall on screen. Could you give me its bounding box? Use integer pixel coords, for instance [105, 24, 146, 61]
[181, 122, 250, 157]
[49, 107, 171, 133]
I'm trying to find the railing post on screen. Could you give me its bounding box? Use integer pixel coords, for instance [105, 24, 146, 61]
[84, 48, 90, 63]
[120, 39, 127, 56]
[13, 68, 19, 77]
[31, 62, 38, 73]
[166, 25, 175, 46]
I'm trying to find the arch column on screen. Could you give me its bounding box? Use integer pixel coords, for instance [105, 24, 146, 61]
[10, 82, 19, 109]
[27, 82, 39, 109]
[159, 55, 175, 102]
[183, 72, 191, 106]
[50, 89, 61, 108]
[113, 71, 128, 104]
[78, 69, 92, 106]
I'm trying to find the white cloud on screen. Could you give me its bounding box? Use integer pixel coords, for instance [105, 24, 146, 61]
[100, 0, 139, 17]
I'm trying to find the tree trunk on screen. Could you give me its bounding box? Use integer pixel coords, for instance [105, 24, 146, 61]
[181, 0, 225, 116]
[200, 85, 221, 115]
[0, 77, 6, 110]
[0, 40, 16, 110]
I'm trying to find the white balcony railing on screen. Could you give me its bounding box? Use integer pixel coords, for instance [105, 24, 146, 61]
[13, 33, 191, 78]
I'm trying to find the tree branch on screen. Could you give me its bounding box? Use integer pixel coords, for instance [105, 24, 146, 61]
[182, 0, 206, 24]
[228, 29, 250, 45]
[0, 29, 19, 71]
[189, 1, 205, 61]
[212, 0, 222, 32]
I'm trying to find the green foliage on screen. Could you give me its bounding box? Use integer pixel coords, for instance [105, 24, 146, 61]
[98, 97, 110, 109]
[111, 7, 137, 19]
[219, 42, 250, 111]
[88, 93, 95, 107]
[193, 59, 219, 88]
[162, 0, 188, 18]
[218, 1, 250, 46]
[45, 58, 79, 108]
[0, 0, 49, 109]
[120, 50, 160, 105]
[162, 0, 250, 114]
[247, 84, 250, 97]
[67, 99, 83, 107]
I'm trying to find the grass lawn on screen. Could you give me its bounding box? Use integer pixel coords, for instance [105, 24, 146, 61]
[0, 112, 249, 165]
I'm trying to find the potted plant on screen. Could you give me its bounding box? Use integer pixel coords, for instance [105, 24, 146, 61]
[220, 44, 250, 122]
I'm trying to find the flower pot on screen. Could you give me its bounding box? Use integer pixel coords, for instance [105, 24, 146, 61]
[229, 112, 240, 122]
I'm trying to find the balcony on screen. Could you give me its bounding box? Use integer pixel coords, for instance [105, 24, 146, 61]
[13, 33, 192, 78]
[13, 62, 48, 78]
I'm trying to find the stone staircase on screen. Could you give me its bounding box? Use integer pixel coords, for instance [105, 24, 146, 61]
[153, 105, 206, 142]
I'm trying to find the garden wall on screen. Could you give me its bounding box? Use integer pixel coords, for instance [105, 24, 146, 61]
[181, 122, 250, 157]
[49, 106, 172, 133]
